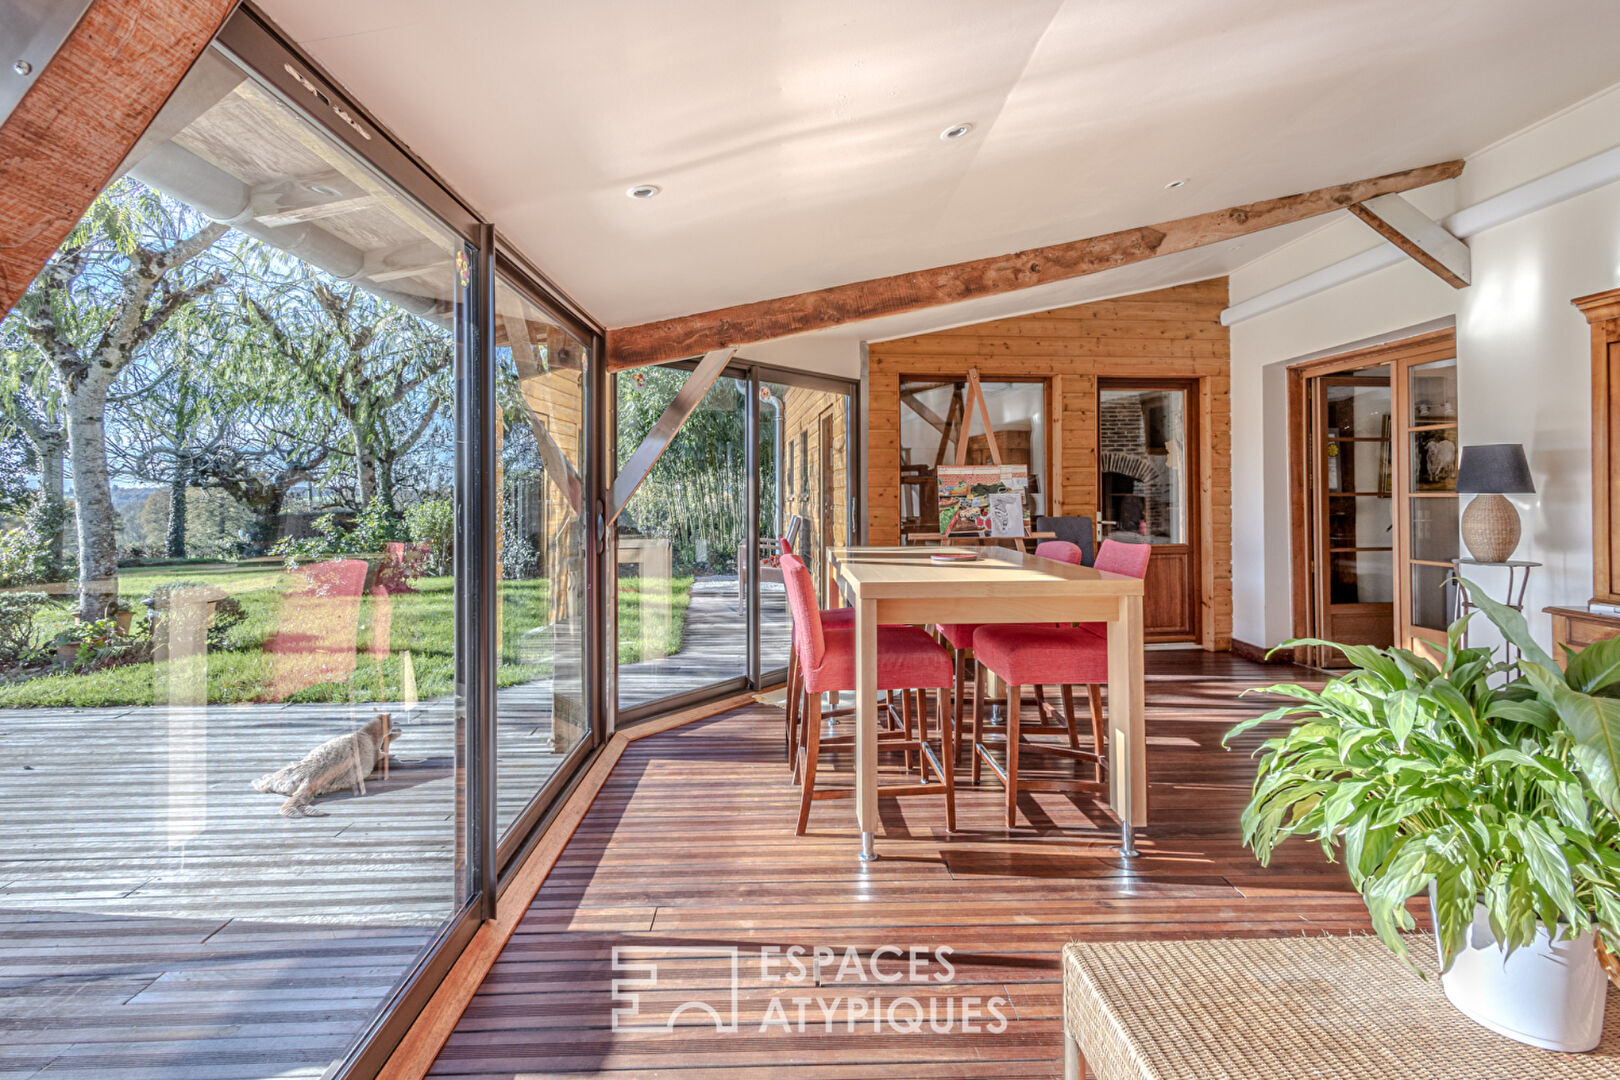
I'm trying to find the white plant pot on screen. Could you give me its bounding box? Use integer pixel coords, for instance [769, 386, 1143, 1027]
[1431, 896, 1607, 1052]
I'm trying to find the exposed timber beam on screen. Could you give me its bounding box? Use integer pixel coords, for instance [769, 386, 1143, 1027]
[900, 393, 951, 437]
[0, 0, 238, 316]
[604, 159, 1464, 370]
[1346, 193, 1470, 288]
[607, 349, 735, 524]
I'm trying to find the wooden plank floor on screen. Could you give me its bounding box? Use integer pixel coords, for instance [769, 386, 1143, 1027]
[428, 651, 1395, 1079]
[0, 680, 563, 1079]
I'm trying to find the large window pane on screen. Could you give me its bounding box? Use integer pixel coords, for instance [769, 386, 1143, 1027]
[764, 383, 850, 674]
[1100, 387, 1188, 544]
[495, 280, 588, 838]
[0, 43, 465, 1076]
[615, 369, 748, 710]
[898, 378, 1047, 538]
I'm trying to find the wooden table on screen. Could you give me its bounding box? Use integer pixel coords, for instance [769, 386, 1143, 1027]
[1062, 935, 1620, 1080]
[827, 545, 1146, 860]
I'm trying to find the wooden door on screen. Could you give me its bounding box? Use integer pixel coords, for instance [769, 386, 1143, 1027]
[1307, 368, 1394, 664]
[1097, 379, 1199, 641]
[1392, 349, 1460, 653]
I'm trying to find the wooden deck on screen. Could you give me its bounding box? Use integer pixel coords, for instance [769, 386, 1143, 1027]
[428, 651, 1391, 1078]
[0, 680, 564, 1080]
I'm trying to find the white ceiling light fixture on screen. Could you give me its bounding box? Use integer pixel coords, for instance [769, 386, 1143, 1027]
[626, 184, 661, 199]
[939, 122, 974, 141]
[1164, 178, 1189, 190]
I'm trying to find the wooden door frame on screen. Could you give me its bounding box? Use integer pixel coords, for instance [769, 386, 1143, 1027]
[1097, 376, 1202, 643]
[1286, 328, 1456, 663]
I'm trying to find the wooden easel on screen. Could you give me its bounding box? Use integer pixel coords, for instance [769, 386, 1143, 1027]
[955, 368, 1002, 466]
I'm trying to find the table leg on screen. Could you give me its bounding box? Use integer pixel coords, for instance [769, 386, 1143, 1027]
[855, 596, 879, 861]
[1107, 594, 1147, 828]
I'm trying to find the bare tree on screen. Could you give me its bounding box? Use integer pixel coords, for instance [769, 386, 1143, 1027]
[244, 269, 451, 513]
[1, 182, 228, 617]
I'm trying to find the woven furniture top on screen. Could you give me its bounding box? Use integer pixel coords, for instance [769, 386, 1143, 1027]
[1063, 935, 1620, 1080]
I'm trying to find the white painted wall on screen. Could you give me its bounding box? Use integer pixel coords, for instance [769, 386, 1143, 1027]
[1228, 81, 1620, 653]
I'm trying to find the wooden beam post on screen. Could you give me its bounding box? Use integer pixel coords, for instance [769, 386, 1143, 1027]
[0, 0, 238, 315]
[605, 160, 1465, 370]
[607, 348, 735, 524]
[1346, 193, 1471, 288]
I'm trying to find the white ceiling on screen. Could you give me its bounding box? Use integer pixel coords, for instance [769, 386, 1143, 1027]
[260, 0, 1620, 335]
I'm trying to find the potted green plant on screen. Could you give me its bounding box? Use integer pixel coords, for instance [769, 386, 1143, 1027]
[1227, 583, 1620, 1052]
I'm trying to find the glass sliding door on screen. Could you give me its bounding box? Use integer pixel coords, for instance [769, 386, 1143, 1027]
[762, 380, 853, 677]
[0, 33, 479, 1078]
[615, 367, 750, 712]
[493, 275, 590, 846]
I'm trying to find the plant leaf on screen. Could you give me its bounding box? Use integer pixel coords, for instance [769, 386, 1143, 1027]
[1463, 577, 1556, 670]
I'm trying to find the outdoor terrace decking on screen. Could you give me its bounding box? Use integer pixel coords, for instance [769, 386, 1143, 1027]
[427, 651, 1393, 1078]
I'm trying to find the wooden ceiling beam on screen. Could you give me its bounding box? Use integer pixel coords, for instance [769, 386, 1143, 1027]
[1346, 193, 1471, 288]
[605, 159, 1464, 370]
[0, 0, 238, 316]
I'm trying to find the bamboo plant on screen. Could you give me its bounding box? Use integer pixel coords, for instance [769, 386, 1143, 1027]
[1227, 581, 1620, 970]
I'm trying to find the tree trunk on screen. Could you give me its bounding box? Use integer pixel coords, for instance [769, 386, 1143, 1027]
[355, 430, 377, 507]
[165, 466, 188, 558]
[38, 435, 65, 567]
[377, 456, 396, 513]
[65, 383, 118, 620]
[244, 486, 285, 556]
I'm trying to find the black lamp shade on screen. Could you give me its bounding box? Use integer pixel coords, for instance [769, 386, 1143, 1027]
[1456, 443, 1535, 494]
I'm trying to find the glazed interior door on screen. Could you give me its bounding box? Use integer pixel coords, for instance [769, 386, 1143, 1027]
[1097, 380, 1199, 641]
[1307, 365, 1395, 663]
[1394, 353, 1461, 653]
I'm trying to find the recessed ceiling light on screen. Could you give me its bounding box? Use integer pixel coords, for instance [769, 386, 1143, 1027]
[626, 184, 661, 199]
[1164, 178, 1189, 190]
[940, 123, 974, 141]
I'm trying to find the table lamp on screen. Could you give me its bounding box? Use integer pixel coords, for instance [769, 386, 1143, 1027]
[1456, 443, 1534, 563]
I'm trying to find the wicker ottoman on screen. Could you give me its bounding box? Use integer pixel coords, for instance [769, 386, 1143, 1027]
[1062, 935, 1620, 1079]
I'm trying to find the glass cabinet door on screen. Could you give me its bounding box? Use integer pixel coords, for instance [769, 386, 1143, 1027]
[1397, 356, 1460, 649]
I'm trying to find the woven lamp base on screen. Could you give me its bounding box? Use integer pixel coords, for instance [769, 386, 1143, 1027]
[1461, 493, 1521, 563]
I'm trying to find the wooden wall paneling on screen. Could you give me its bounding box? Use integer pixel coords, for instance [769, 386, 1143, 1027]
[867, 278, 1231, 648]
[605, 161, 1465, 369]
[0, 0, 239, 315]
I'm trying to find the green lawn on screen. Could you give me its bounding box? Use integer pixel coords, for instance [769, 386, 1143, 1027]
[0, 561, 692, 708]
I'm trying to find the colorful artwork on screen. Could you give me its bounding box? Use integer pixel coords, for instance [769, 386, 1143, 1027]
[936, 465, 1029, 535]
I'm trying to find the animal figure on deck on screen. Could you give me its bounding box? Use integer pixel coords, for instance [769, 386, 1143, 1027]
[253, 713, 397, 817]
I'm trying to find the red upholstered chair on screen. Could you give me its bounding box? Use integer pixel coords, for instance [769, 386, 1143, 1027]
[782, 554, 956, 834]
[780, 535, 852, 764]
[969, 538, 1151, 827]
[937, 539, 1087, 766]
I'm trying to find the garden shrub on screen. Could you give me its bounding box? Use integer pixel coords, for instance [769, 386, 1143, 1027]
[143, 580, 247, 650]
[404, 498, 454, 575]
[0, 591, 52, 664]
[0, 493, 69, 586]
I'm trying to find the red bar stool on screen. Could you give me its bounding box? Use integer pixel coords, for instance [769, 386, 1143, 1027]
[969, 539, 1150, 829]
[781, 554, 957, 834]
[781, 538, 922, 776]
[938, 539, 1087, 765]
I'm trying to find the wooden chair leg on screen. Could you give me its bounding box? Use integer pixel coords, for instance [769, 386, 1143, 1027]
[1087, 683, 1105, 784]
[920, 689, 933, 780]
[951, 649, 967, 769]
[1005, 680, 1021, 829]
[901, 688, 916, 774]
[795, 692, 822, 835]
[1061, 683, 1079, 749]
[937, 684, 956, 832]
[971, 660, 985, 785]
[785, 647, 800, 764]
